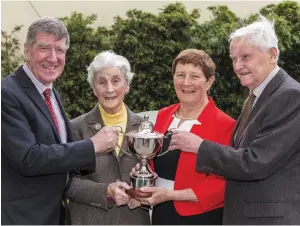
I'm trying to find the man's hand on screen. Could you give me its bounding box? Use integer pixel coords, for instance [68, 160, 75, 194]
[169, 130, 203, 154]
[90, 127, 119, 153]
[107, 180, 131, 206]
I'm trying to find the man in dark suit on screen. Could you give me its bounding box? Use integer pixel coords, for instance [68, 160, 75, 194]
[169, 16, 300, 224]
[1, 17, 119, 225]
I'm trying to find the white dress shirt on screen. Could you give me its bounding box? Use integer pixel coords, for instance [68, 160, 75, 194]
[252, 66, 280, 107]
[23, 64, 67, 143]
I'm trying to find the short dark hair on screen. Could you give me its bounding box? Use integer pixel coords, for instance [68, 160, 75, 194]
[172, 49, 216, 80]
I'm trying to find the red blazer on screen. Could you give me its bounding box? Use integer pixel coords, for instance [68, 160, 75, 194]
[151, 97, 235, 216]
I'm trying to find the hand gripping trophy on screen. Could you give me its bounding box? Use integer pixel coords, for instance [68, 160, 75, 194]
[117, 114, 166, 198]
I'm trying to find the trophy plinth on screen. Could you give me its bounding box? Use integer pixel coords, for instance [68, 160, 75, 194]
[125, 173, 154, 198]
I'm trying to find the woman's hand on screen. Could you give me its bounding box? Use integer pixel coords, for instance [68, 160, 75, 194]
[137, 186, 170, 206]
[107, 180, 131, 206]
[127, 198, 142, 209]
[136, 187, 198, 206]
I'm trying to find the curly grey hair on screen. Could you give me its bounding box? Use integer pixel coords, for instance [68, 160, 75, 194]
[25, 16, 70, 49]
[87, 50, 135, 89]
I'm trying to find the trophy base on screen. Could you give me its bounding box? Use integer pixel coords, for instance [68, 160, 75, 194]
[125, 188, 152, 198]
[127, 172, 157, 198]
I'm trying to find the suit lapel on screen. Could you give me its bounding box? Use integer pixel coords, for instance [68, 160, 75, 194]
[234, 69, 287, 148]
[16, 67, 61, 142]
[88, 104, 104, 135]
[231, 102, 244, 147]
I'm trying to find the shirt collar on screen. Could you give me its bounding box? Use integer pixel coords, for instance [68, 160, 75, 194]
[23, 63, 53, 95]
[252, 65, 280, 98]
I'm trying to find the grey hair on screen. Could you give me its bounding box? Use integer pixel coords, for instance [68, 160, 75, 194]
[229, 15, 279, 60]
[87, 50, 135, 88]
[25, 17, 70, 49]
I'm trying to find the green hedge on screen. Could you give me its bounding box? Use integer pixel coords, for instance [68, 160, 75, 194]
[2, 1, 299, 119]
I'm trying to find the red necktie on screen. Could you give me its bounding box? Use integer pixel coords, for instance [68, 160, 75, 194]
[43, 88, 60, 133]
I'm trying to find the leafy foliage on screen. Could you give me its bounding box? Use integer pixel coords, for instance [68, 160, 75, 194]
[1, 1, 299, 119]
[1, 25, 24, 77]
[111, 3, 200, 113]
[259, 1, 300, 83]
[190, 5, 244, 117]
[109, 1, 300, 119]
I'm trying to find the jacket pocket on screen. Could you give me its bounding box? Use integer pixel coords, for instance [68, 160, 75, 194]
[245, 201, 285, 218]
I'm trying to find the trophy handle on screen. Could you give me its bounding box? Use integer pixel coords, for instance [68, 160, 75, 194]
[156, 145, 170, 157]
[116, 144, 133, 156]
[113, 125, 133, 156]
[156, 130, 172, 157]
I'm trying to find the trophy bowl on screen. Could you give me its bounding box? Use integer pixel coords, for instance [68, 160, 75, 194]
[114, 113, 165, 198]
[115, 114, 168, 198]
[125, 130, 164, 198]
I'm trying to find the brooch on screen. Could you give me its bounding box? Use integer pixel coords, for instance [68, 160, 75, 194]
[93, 123, 102, 131]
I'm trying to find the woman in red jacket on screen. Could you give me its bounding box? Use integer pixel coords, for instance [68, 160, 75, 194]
[136, 49, 236, 224]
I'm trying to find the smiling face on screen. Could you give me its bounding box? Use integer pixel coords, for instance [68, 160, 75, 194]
[173, 63, 214, 108]
[24, 32, 67, 86]
[93, 67, 129, 114]
[230, 38, 277, 90]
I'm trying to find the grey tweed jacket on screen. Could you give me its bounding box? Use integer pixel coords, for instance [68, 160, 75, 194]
[67, 104, 150, 225]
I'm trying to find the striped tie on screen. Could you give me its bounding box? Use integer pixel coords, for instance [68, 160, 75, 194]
[43, 88, 60, 133]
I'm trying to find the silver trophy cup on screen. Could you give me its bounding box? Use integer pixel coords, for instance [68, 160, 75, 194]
[119, 115, 165, 198]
